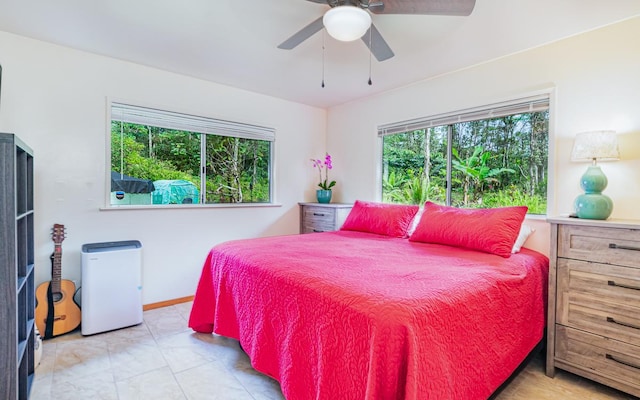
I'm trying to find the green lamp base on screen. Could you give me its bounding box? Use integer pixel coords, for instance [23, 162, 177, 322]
[574, 165, 613, 220]
[574, 193, 613, 220]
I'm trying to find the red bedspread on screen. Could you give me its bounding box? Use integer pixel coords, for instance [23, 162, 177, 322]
[189, 231, 548, 400]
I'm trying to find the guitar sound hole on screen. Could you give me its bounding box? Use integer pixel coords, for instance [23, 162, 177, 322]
[52, 292, 62, 302]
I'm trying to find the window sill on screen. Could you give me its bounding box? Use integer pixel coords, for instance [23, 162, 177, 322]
[100, 203, 282, 211]
[524, 213, 548, 221]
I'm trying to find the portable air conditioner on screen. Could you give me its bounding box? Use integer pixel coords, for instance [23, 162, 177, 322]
[81, 240, 143, 335]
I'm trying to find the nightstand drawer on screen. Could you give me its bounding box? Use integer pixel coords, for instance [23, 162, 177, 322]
[303, 206, 336, 224]
[302, 207, 336, 233]
[302, 220, 335, 233]
[555, 326, 640, 395]
[299, 203, 353, 234]
[558, 225, 640, 268]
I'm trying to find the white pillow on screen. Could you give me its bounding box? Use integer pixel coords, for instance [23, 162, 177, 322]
[407, 207, 424, 237]
[512, 224, 535, 253]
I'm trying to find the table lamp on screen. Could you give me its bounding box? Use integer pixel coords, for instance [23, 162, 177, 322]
[571, 130, 619, 219]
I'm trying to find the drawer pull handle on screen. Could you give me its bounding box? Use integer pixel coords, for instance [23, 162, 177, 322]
[606, 354, 640, 370]
[606, 316, 640, 331]
[607, 280, 640, 291]
[313, 229, 323, 233]
[609, 243, 640, 252]
[313, 213, 326, 217]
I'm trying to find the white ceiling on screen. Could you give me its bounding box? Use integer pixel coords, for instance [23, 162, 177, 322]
[1, 0, 639, 108]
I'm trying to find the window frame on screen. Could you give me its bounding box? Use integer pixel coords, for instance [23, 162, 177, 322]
[104, 99, 277, 209]
[377, 91, 555, 215]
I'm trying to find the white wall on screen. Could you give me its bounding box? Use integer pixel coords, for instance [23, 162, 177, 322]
[0, 32, 327, 304]
[326, 17, 640, 257]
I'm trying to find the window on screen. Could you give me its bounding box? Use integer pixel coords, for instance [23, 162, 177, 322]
[109, 103, 274, 206]
[380, 95, 549, 214]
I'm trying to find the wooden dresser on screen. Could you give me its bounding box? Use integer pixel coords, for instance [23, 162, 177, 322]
[546, 217, 640, 397]
[299, 203, 352, 234]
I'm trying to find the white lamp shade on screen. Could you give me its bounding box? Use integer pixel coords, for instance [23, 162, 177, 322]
[323, 6, 372, 42]
[570, 130, 620, 162]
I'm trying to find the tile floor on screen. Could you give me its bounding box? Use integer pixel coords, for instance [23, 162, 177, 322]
[31, 302, 635, 400]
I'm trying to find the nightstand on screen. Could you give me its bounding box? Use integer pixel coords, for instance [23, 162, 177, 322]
[546, 217, 640, 397]
[299, 203, 353, 234]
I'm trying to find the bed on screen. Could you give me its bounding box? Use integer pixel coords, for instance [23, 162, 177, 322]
[189, 201, 549, 399]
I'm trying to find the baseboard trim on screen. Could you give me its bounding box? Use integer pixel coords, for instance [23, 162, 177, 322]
[143, 295, 194, 311]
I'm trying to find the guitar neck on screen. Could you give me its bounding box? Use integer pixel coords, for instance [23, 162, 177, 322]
[51, 244, 62, 294]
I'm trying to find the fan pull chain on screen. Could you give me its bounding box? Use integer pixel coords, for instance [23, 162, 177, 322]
[368, 27, 373, 86]
[321, 30, 326, 88]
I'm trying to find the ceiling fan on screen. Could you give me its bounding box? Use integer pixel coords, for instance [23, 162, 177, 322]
[278, 0, 476, 62]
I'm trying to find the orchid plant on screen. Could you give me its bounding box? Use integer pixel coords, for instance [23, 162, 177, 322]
[311, 153, 336, 190]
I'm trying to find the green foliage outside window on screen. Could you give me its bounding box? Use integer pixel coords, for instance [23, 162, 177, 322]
[205, 134, 270, 203]
[382, 112, 548, 214]
[111, 122, 271, 204]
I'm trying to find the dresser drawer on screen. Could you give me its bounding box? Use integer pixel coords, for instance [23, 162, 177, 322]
[558, 224, 640, 268]
[555, 326, 640, 396]
[557, 259, 640, 342]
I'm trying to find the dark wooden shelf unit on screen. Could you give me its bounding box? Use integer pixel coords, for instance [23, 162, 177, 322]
[1, 133, 35, 400]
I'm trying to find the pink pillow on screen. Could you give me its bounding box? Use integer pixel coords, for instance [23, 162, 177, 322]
[409, 202, 527, 258]
[341, 200, 419, 238]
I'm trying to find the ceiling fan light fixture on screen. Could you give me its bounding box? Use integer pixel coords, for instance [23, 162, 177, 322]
[323, 6, 372, 42]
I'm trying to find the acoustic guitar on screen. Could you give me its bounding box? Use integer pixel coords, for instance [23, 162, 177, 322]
[35, 224, 81, 338]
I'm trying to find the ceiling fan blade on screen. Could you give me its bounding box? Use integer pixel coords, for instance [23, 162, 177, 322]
[278, 16, 325, 50]
[368, 0, 476, 16]
[361, 23, 394, 62]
